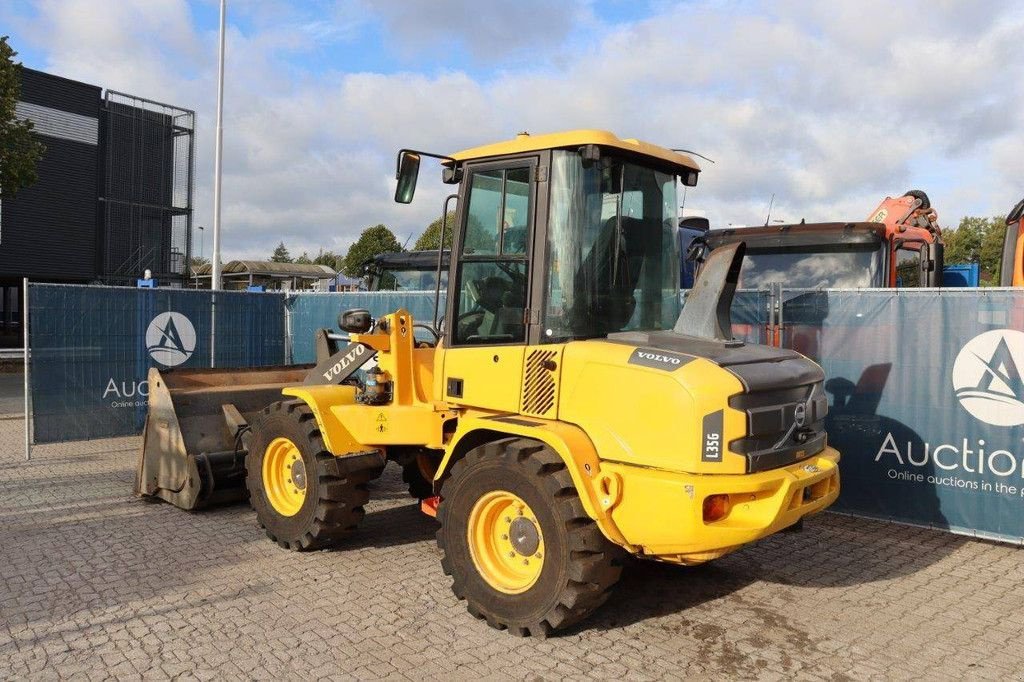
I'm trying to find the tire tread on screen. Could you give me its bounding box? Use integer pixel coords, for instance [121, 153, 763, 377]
[436, 437, 623, 637]
[245, 400, 383, 551]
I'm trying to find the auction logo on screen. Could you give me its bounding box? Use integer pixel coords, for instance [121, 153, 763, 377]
[952, 329, 1024, 427]
[145, 312, 196, 367]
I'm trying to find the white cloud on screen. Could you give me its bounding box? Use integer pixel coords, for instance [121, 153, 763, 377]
[6, 0, 1024, 260]
[361, 0, 588, 62]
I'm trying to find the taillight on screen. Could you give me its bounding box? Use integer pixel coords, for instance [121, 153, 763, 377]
[703, 494, 730, 523]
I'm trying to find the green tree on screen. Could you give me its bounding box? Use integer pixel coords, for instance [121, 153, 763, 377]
[341, 224, 402, 278]
[414, 211, 457, 250]
[312, 248, 339, 269]
[271, 241, 292, 263]
[413, 211, 491, 252]
[0, 36, 46, 199]
[295, 251, 312, 264]
[943, 215, 1007, 285]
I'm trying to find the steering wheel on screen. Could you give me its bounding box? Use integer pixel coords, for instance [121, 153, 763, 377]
[413, 323, 440, 346]
[456, 310, 486, 339]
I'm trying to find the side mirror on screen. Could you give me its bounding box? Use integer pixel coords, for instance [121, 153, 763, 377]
[441, 166, 462, 184]
[339, 308, 372, 334]
[924, 241, 944, 287]
[395, 151, 421, 204]
[686, 237, 710, 264]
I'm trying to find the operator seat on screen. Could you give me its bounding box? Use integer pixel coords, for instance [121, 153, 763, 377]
[459, 272, 526, 343]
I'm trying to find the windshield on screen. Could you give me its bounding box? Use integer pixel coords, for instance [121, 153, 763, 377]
[738, 244, 885, 288]
[543, 150, 679, 341]
[371, 268, 448, 291]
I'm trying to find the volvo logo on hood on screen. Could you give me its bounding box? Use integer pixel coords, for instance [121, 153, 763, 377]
[628, 347, 694, 372]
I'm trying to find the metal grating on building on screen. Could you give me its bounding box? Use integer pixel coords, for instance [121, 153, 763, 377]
[14, 101, 99, 145]
[99, 91, 194, 286]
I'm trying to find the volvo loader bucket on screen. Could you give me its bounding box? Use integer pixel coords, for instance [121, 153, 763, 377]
[135, 325, 377, 511]
[134, 365, 312, 510]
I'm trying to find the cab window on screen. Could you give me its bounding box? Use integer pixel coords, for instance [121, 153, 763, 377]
[895, 247, 921, 287]
[453, 164, 532, 345]
[463, 167, 530, 257]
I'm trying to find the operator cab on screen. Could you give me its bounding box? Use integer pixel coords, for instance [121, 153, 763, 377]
[394, 131, 701, 351]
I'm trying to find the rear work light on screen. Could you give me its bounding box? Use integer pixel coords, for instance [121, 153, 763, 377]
[703, 494, 731, 523]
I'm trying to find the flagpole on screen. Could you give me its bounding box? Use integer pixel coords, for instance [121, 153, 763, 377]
[210, 0, 226, 368]
[211, 0, 226, 291]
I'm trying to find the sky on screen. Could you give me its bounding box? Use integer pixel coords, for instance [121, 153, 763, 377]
[2, 0, 1023, 261]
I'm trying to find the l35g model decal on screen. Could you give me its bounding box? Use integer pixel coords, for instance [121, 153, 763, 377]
[702, 409, 724, 462]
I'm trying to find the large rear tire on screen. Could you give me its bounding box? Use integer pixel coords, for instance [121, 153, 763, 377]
[246, 400, 383, 551]
[436, 438, 623, 637]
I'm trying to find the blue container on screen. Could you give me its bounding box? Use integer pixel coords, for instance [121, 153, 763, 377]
[943, 263, 980, 287]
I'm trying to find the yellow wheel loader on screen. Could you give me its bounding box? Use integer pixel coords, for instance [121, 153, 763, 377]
[138, 130, 840, 636]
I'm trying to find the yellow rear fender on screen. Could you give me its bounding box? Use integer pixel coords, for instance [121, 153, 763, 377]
[437, 415, 631, 548]
[280, 385, 363, 456]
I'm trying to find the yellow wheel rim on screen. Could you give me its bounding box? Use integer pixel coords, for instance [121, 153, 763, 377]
[261, 437, 307, 517]
[467, 490, 545, 594]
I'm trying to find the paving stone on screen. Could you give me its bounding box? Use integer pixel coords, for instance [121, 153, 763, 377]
[2, 417, 1023, 679]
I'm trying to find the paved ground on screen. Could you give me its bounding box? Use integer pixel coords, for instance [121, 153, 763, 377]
[0, 371, 24, 416]
[2, 417, 1023, 680]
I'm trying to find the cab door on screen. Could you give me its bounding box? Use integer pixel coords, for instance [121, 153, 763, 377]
[442, 158, 538, 412]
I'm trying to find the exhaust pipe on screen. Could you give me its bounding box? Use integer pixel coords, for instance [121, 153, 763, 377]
[675, 241, 746, 342]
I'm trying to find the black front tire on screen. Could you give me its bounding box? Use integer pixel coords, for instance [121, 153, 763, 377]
[245, 400, 383, 551]
[436, 437, 623, 637]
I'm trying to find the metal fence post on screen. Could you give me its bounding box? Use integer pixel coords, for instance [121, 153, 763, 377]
[210, 292, 217, 368]
[284, 291, 293, 365]
[23, 277, 31, 461]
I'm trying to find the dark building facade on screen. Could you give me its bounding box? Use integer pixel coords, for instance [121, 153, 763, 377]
[1, 69, 101, 283]
[0, 68, 194, 346]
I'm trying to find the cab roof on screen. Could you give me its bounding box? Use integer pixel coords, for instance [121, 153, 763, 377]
[708, 222, 888, 249]
[450, 129, 701, 174]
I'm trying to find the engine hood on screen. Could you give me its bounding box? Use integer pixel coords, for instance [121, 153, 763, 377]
[554, 332, 828, 475]
[607, 330, 824, 391]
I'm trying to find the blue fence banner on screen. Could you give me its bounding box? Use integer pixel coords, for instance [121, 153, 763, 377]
[26, 282, 1024, 544]
[731, 290, 771, 345]
[28, 284, 286, 443]
[775, 288, 1024, 544]
[287, 291, 444, 363]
